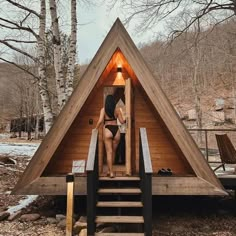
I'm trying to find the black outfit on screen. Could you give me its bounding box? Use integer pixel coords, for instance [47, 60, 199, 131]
[104, 117, 118, 138]
[105, 125, 119, 137]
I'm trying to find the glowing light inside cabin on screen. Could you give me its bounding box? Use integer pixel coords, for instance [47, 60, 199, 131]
[116, 64, 123, 80]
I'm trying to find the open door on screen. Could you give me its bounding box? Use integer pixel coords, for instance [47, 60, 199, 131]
[125, 78, 132, 175]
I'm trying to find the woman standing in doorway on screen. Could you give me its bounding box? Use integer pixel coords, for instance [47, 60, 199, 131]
[95, 95, 125, 178]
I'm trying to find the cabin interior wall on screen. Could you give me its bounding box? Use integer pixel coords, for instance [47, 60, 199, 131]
[43, 87, 103, 175]
[43, 62, 127, 175]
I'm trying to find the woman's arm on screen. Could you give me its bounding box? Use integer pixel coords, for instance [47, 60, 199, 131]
[116, 108, 126, 124]
[95, 108, 104, 129]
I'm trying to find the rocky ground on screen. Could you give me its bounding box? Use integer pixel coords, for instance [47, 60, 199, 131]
[0, 139, 236, 235]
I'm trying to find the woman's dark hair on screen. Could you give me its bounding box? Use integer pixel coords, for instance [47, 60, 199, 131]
[105, 95, 116, 118]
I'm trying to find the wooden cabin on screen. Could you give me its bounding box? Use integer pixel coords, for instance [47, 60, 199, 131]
[13, 18, 226, 197]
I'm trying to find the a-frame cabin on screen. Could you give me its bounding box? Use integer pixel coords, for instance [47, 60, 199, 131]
[13, 18, 226, 197]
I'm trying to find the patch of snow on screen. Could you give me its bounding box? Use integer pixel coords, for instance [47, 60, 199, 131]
[0, 133, 10, 139]
[0, 142, 39, 157]
[7, 195, 38, 214]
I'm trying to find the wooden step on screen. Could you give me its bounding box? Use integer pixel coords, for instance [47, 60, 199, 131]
[102, 164, 126, 172]
[112, 165, 126, 171]
[96, 216, 144, 223]
[97, 201, 143, 207]
[99, 176, 140, 181]
[98, 188, 141, 194]
[95, 233, 144, 236]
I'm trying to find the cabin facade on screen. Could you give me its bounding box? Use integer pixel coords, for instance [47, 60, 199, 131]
[13, 19, 226, 197]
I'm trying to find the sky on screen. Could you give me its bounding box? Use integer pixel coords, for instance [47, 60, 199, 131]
[0, 1, 162, 65]
[76, 2, 159, 65]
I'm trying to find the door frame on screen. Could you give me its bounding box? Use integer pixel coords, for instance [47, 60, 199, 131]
[125, 78, 132, 175]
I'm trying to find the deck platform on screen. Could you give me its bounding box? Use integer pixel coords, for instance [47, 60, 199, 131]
[210, 164, 236, 190]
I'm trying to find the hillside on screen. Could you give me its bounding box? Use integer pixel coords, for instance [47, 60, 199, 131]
[140, 19, 236, 130]
[0, 20, 236, 132]
[0, 63, 22, 123]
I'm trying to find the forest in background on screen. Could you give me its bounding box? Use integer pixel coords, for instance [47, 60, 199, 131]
[0, 19, 236, 134]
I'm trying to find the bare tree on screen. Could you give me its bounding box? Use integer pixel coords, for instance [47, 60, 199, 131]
[65, 0, 77, 99]
[111, 0, 236, 36]
[38, 0, 54, 133]
[0, 0, 54, 133]
[49, 0, 78, 109]
[0, 0, 79, 132]
[49, 0, 66, 110]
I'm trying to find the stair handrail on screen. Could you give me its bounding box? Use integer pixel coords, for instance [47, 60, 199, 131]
[139, 127, 153, 236]
[86, 129, 99, 171]
[86, 129, 99, 236]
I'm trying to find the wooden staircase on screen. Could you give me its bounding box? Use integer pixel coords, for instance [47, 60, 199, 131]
[86, 128, 152, 236]
[95, 176, 144, 235]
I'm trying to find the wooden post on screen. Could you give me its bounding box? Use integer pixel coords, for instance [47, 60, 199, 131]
[205, 130, 209, 161]
[66, 173, 74, 236]
[139, 129, 153, 236]
[125, 78, 131, 175]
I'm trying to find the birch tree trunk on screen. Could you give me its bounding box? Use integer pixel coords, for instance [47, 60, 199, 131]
[35, 86, 40, 139]
[38, 0, 53, 133]
[49, 0, 66, 111]
[191, 42, 203, 144]
[65, 0, 77, 100]
[231, 66, 236, 124]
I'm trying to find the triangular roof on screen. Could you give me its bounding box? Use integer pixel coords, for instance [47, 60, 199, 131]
[13, 18, 225, 194]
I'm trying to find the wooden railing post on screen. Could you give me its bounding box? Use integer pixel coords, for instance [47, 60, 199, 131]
[87, 171, 96, 236]
[86, 129, 99, 236]
[143, 173, 152, 236]
[139, 128, 153, 236]
[66, 173, 74, 236]
[205, 130, 209, 161]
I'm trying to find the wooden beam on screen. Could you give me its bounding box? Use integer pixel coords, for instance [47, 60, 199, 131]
[66, 174, 74, 236]
[152, 177, 227, 195]
[12, 176, 86, 195]
[125, 78, 131, 175]
[86, 129, 98, 171]
[13, 176, 227, 196]
[139, 128, 153, 174]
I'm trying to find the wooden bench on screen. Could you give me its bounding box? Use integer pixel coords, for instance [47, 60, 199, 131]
[214, 134, 236, 173]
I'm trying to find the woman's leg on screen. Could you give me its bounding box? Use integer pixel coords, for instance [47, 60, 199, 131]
[112, 130, 121, 166]
[103, 128, 114, 177]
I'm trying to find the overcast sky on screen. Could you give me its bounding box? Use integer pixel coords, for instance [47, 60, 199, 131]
[0, 1, 162, 65]
[76, 3, 160, 64]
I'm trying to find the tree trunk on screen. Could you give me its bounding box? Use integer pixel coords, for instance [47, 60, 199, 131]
[49, 0, 66, 111]
[232, 74, 236, 124]
[38, 0, 53, 133]
[192, 48, 203, 144]
[65, 0, 77, 100]
[34, 88, 40, 140]
[19, 106, 23, 138]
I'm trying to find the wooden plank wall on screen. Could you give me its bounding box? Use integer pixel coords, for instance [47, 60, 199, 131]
[43, 62, 126, 175]
[44, 79, 194, 175]
[43, 88, 103, 175]
[134, 85, 194, 175]
[43, 52, 193, 176]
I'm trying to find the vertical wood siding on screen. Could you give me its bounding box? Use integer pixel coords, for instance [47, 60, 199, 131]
[44, 88, 103, 174]
[134, 85, 194, 175]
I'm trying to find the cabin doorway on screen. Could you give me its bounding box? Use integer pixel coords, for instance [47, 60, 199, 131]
[101, 81, 132, 176]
